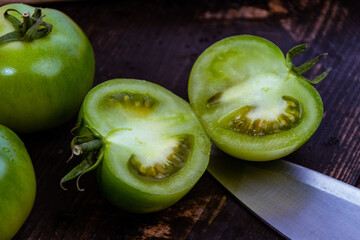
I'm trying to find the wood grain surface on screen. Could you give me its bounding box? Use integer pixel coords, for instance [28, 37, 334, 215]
[4, 0, 359, 239]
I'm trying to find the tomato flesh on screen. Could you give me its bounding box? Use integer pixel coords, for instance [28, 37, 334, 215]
[189, 35, 324, 161]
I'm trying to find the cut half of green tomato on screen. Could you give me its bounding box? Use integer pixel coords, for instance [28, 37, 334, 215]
[189, 35, 329, 161]
[62, 79, 211, 213]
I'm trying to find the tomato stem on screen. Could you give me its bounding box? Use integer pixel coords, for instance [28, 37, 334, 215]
[61, 128, 104, 191]
[0, 8, 53, 45]
[72, 139, 102, 156]
[22, 11, 31, 30]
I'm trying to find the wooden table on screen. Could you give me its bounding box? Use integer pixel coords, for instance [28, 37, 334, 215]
[9, 0, 360, 239]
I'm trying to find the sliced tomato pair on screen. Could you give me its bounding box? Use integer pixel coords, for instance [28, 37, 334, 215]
[62, 35, 330, 213]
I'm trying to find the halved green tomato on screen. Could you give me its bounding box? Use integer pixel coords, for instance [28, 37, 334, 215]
[188, 35, 330, 161]
[61, 79, 210, 213]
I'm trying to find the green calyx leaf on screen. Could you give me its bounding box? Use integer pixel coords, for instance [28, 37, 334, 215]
[60, 150, 104, 191]
[286, 44, 332, 85]
[0, 7, 53, 45]
[60, 126, 104, 191]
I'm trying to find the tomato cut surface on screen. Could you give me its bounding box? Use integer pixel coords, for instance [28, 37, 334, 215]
[0, 125, 36, 240]
[189, 35, 330, 161]
[62, 79, 210, 213]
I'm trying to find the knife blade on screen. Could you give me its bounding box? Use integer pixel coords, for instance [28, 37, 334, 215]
[207, 150, 360, 240]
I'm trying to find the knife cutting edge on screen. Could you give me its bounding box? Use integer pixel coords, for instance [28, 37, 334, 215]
[207, 149, 360, 240]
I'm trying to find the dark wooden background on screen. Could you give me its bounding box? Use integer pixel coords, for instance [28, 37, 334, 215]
[6, 0, 359, 239]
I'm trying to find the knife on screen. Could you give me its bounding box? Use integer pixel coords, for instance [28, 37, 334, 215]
[207, 149, 360, 240]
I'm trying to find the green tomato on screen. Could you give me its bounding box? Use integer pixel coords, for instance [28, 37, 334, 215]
[0, 4, 94, 133]
[61, 79, 211, 213]
[0, 124, 36, 240]
[188, 35, 331, 161]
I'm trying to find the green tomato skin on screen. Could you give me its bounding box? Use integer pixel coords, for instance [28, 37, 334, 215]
[188, 35, 324, 161]
[97, 142, 209, 213]
[97, 161, 190, 213]
[0, 4, 95, 133]
[76, 79, 211, 213]
[0, 124, 36, 240]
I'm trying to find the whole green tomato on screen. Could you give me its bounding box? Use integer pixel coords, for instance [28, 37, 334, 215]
[0, 124, 36, 240]
[0, 4, 95, 133]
